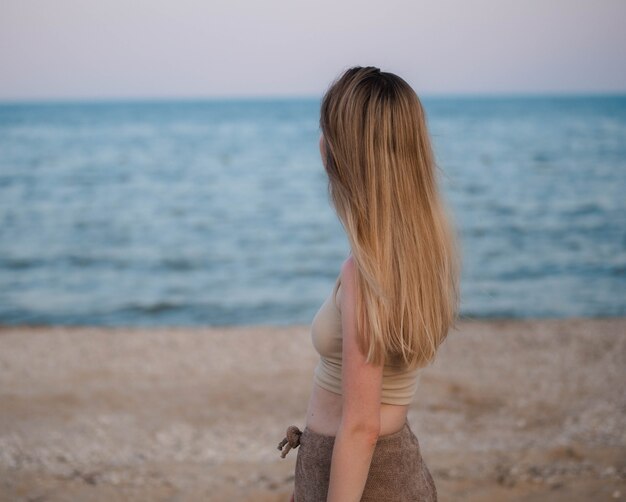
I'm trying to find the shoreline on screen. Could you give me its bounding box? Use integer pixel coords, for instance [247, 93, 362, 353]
[2, 314, 623, 330]
[1, 318, 624, 501]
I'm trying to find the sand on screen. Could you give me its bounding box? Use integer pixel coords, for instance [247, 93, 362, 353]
[0, 318, 624, 501]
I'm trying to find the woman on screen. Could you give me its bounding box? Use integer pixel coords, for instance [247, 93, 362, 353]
[278, 66, 461, 501]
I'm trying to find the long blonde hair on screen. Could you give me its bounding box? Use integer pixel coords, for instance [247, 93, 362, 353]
[320, 66, 461, 370]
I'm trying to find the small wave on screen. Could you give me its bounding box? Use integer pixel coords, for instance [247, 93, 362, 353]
[561, 202, 604, 217]
[532, 151, 552, 163]
[124, 301, 184, 314]
[161, 258, 199, 271]
[0, 257, 44, 269]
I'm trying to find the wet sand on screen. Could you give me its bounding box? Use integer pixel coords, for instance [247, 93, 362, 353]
[0, 318, 624, 501]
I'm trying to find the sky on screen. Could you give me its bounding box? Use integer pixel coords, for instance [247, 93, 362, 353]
[1, 0, 625, 101]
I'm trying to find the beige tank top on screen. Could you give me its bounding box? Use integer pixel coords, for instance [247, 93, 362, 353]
[310, 279, 422, 406]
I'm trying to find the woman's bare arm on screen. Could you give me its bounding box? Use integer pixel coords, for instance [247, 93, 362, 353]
[326, 256, 383, 502]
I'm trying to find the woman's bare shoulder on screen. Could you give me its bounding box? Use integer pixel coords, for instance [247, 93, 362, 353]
[333, 255, 354, 311]
[340, 254, 356, 279]
[337, 255, 356, 309]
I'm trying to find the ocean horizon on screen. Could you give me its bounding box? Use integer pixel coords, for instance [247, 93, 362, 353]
[1, 90, 625, 104]
[0, 94, 624, 326]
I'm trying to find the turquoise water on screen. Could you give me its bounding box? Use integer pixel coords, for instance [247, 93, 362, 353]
[0, 95, 624, 325]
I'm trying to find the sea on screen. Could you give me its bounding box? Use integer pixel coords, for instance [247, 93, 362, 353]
[0, 95, 624, 326]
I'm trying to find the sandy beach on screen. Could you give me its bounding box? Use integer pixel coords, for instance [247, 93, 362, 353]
[0, 318, 624, 501]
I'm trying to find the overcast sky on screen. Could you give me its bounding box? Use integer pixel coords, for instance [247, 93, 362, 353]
[1, 0, 625, 101]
